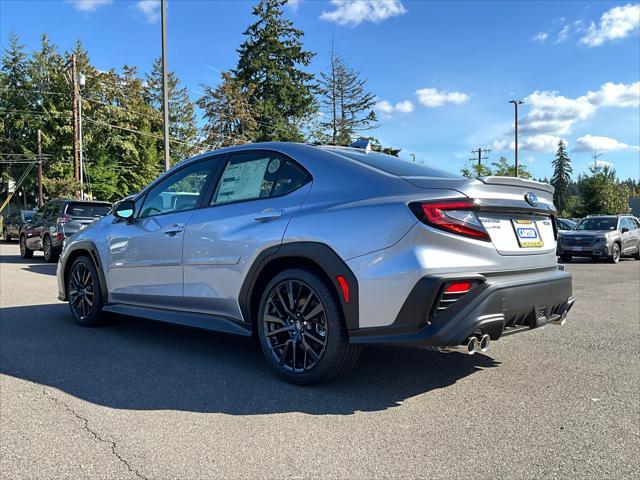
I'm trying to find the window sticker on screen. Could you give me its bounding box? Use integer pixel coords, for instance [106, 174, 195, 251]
[215, 158, 270, 204]
[267, 158, 281, 174]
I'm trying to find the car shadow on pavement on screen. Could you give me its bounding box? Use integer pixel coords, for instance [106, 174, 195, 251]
[0, 253, 56, 275]
[0, 303, 499, 415]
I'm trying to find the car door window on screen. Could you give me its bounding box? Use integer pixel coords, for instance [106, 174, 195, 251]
[139, 159, 215, 218]
[619, 218, 629, 231]
[210, 152, 310, 206]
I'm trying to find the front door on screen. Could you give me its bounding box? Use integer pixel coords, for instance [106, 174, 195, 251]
[106, 158, 217, 309]
[183, 151, 312, 320]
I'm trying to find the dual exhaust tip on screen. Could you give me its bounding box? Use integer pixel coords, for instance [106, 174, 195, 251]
[436, 334, 490, 355]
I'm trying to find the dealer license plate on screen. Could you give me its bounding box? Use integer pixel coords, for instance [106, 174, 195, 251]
[512, 219, 544, 248]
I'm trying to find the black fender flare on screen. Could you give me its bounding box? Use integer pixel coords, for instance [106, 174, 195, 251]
[60, 240, 109, 302]
[238, 242, 360, 330]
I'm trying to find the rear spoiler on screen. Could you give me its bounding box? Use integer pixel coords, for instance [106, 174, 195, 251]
[478, 176, 554, 194]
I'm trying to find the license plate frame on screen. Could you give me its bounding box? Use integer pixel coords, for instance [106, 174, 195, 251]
[571, 246, 583, 252]
[511, 219, 544, 248]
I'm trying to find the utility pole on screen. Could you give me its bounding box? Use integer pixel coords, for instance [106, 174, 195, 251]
[161, 0, 171, 171]
[469, 148, 491, 176]
[71, 54, 80, 189]
[509, 99, 523, 177]
[37, 129, 43, 207]
[78, 73, 86, 199]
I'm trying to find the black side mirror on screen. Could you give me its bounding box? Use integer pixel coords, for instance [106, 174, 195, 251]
[621, 227, 629, 233]
[113, 200, 135, 223]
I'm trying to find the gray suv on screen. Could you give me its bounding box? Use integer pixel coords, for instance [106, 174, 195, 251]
[56, 142, 575, 384]
[557, 215, 640, 263]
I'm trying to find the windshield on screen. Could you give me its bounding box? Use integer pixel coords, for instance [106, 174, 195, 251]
[65, 202, 112, 217]
[575, 217, 617, 231]
[325, 147, 460, 178]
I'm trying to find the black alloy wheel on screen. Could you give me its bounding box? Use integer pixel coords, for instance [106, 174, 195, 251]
[67, 256, 104, 326]
[43, 236, 59, 263]
[262, 279, 328, 373]
[257, 269, 361, 385]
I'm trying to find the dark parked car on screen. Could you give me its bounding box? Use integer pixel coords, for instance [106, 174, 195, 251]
[2, 209, 35, 241]
[556, 218, 576, 231]
[557, 215, 640, 263]
[20, 199, 111, 262]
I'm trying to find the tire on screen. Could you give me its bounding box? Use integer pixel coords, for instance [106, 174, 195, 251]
[609, 243, 621, 264]
[67, 255, 105, 326]
[43, 236, 60, 263]
[19, 234, 34, 259]
[257, 268, 361, 385]
[560, 254, 572, 263]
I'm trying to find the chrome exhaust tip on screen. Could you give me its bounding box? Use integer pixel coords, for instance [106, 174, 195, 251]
[479, 334, 491, 353]
[436, 336, 478, 355]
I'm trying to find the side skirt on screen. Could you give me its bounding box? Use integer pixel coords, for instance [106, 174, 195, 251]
[102, 304, 253, 337]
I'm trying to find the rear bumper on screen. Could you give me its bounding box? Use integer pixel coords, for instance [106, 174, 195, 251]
[349, 266, 574, 347]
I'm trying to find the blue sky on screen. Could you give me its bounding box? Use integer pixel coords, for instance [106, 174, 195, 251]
[1, 0, 639, 180]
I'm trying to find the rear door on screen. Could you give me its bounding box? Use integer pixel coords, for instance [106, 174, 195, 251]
[183, 150, 311, 319]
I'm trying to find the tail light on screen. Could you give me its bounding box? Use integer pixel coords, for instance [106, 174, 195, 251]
[57, 214, 73, 225]
[410, 199, 490, 241]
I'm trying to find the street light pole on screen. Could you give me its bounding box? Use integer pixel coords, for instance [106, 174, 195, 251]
[509, 99, 523, 177]
[161, 0, 171, 171]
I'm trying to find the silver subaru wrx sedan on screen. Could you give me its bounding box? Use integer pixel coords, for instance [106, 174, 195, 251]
[57, 142, 574, 385]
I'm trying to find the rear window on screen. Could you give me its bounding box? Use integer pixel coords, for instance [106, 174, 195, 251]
[325, 147, 460, 178]
[65, 202, 111, 217]
[22, 211, 34, 221]
[575, 217, 617, 231]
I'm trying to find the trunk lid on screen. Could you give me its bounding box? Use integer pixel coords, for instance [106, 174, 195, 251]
[402, 175, 557, 256]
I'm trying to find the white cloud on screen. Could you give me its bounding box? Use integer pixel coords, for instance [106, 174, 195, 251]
[320, 0, 407, 27]
[585, 81, 640, 108]
[135, 0, 161, 23]
[531, 32, 549, 44]
[375, 99, 414, 115]
[520, 134, 565, 153]
[66, 0, 112, 11]
[287, 0, 301, 10]
[555, 24, 572, 43]
[579, 4, 640, 47]
[519, 81, 640, 136]
[573, 134, 636, 153]
[415, 88, 470, 108]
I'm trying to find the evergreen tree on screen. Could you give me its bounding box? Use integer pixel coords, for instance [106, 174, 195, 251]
[197, 71, 257, 148]
[146, 57, 198, 163]
[550, 140, 572, 215]
[235, 0, 317, 142]
[318, 46, 377, 145]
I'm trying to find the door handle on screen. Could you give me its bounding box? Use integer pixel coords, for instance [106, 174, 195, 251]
[163, 224, 184, 235]
[254, 210, 283, 222]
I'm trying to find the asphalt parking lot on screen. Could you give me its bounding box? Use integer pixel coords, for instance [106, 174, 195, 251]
[1, 241, 639, 480]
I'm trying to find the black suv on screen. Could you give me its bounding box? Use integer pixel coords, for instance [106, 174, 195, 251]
[20, 199, 111, 262]
[2, 209, 35, 241]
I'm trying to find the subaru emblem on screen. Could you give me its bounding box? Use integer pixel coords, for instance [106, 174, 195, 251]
[525, 192, 538, 207]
